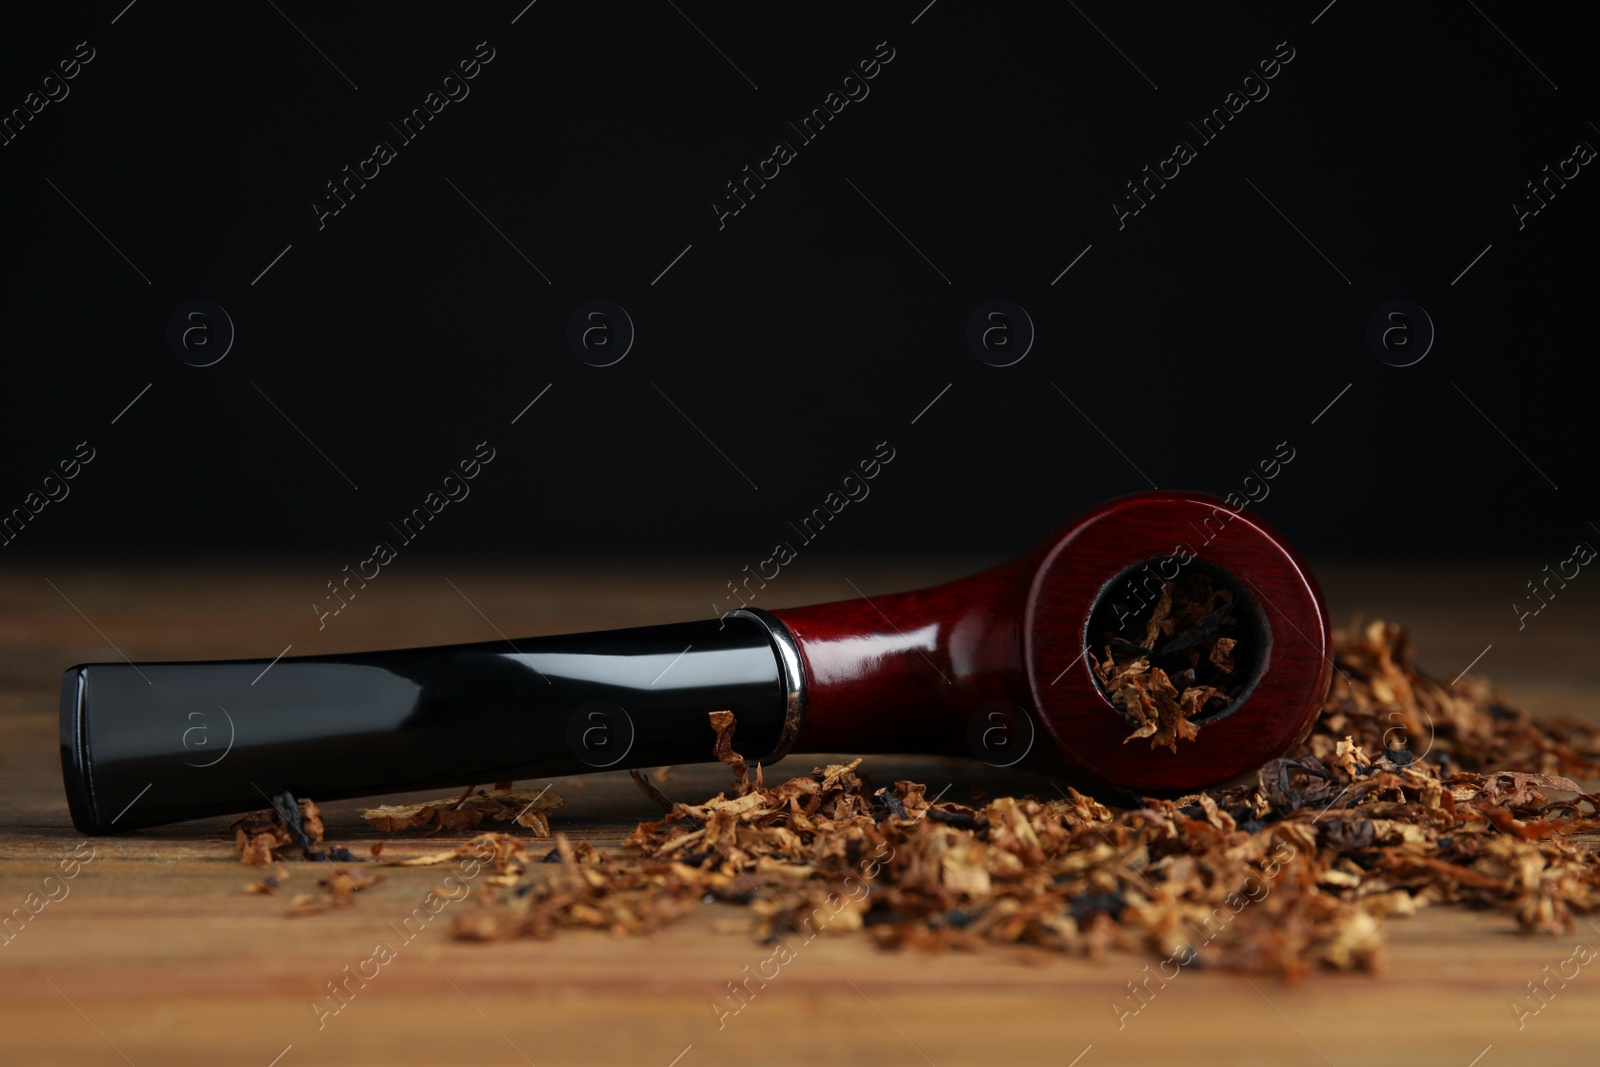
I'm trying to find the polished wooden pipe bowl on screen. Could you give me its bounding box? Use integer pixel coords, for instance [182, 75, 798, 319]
[61, 491, 1330, 833]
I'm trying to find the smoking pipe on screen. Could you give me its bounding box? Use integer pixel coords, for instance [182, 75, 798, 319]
[60, 491, 1331, 834]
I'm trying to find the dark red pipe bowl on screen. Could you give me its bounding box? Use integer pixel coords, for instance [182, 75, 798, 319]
[1025, 492, 1332, 792]
[775, 491, 1331, 793]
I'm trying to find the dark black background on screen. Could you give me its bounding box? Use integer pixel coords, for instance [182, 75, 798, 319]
[1, 1, 1593, 565]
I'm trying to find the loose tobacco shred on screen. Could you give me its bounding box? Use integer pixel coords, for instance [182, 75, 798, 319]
[448, 621, 1600, 976]
[710, 709, 762, 794]
[285, 869, 384, 917]
[244, 868, 286, 894]
[362, 786, 564, 835]
[231, 793, 358, 864]
[1090, 573, 1247, 751]
[374, 831, 529, 877]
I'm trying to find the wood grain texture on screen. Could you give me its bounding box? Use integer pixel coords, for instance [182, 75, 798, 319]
[1, 558, 1597, 1066]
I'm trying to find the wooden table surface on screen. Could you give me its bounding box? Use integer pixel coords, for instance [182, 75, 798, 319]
[2, 558, 1597, 1067]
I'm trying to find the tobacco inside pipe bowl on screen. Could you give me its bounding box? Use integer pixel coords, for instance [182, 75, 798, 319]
[59, 491, 1331, 834]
